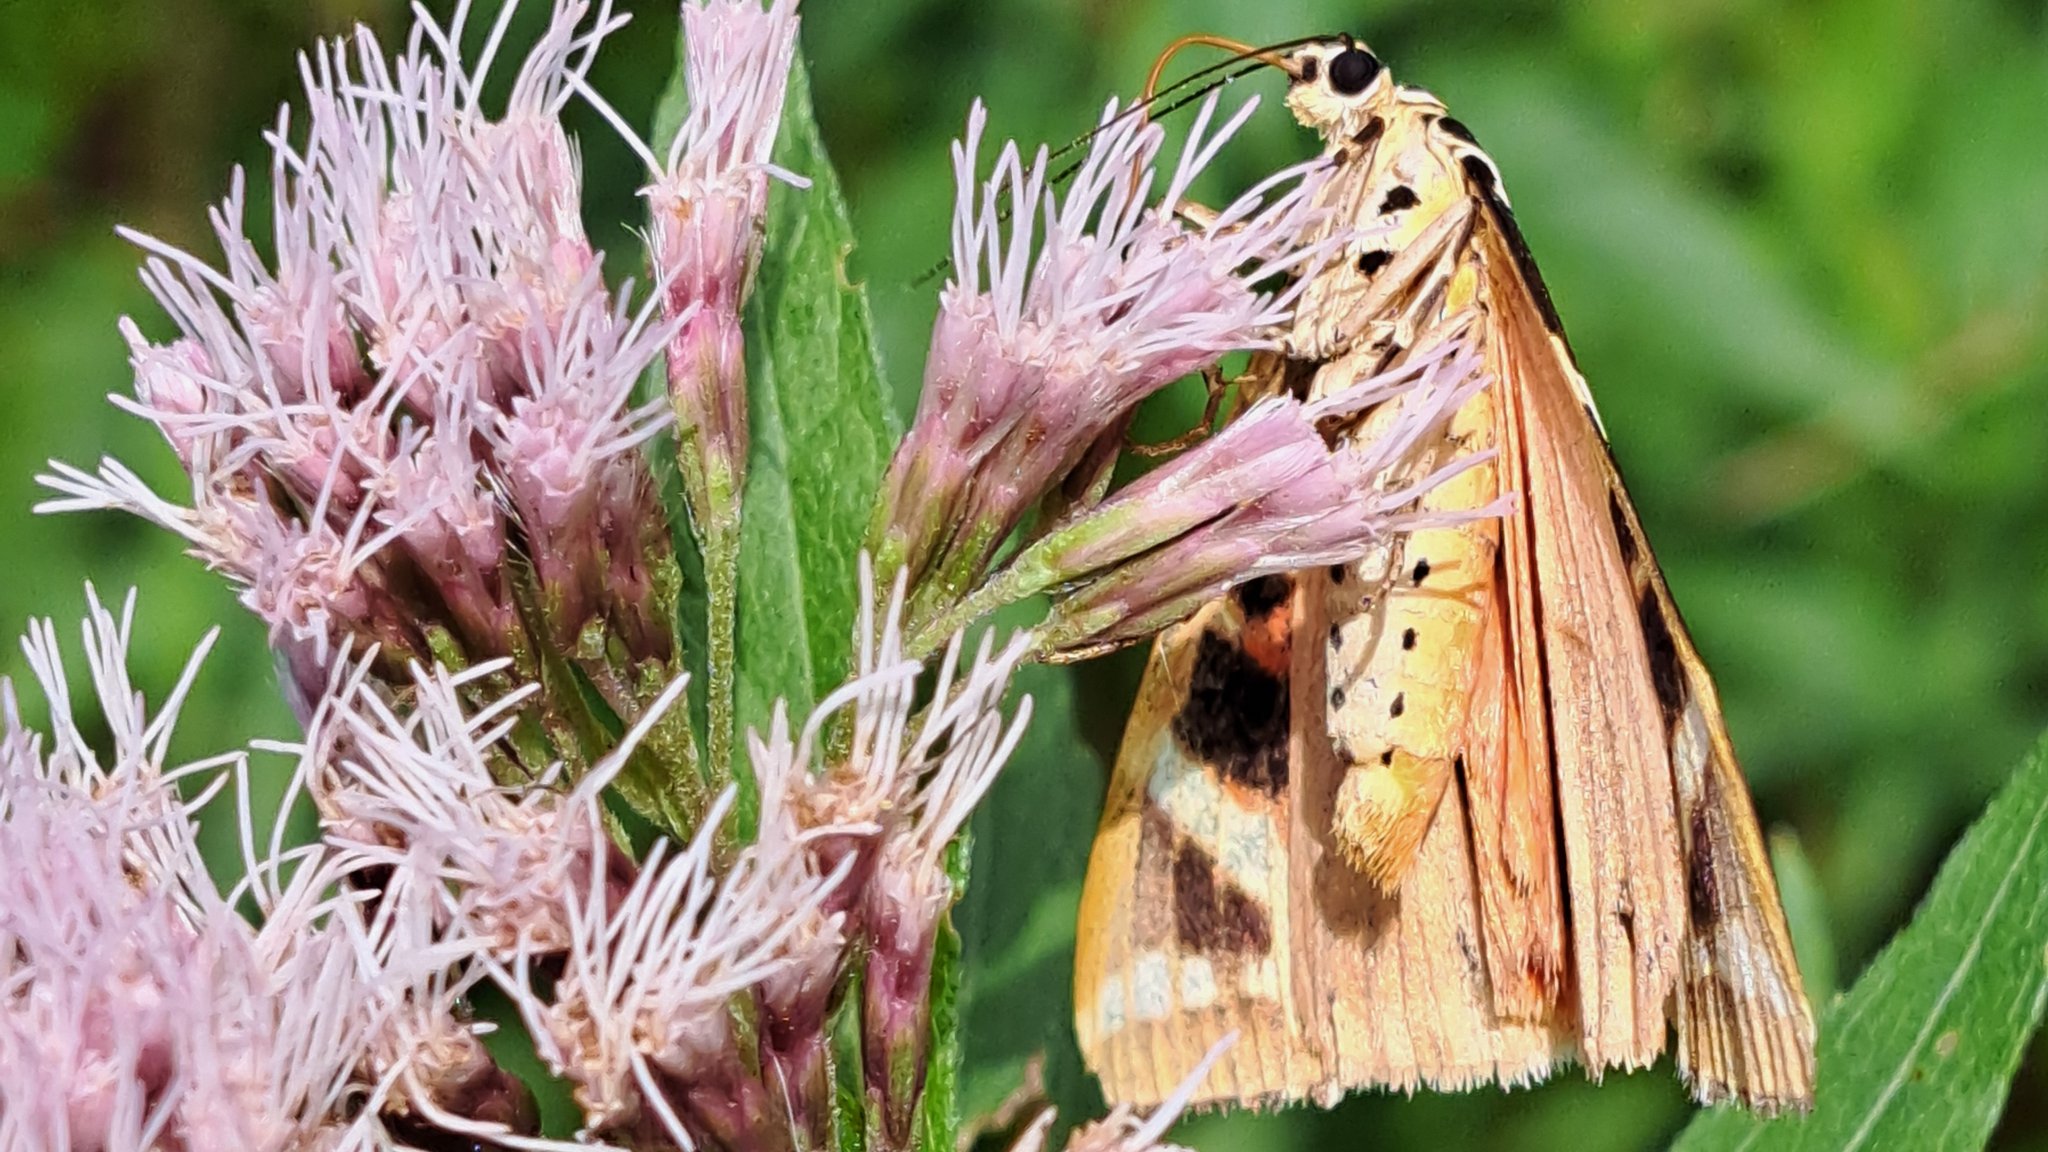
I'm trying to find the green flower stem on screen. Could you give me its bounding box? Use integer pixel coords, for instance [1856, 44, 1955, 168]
[902, 499, 1161, 660]
[701, 463, 749, 827]
[904, 567, 1033, 664]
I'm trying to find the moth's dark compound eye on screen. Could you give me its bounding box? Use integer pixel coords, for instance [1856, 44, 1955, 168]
[1328, 48, 1381, 96]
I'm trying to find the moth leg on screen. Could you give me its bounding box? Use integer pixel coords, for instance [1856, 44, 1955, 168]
[1125, 364, 1232, 458]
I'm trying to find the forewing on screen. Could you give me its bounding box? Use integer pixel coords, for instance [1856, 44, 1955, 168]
[1471, 190, 1814, 1106]
[1608, 479, 1819, 1111]
[1472, 199, 1689, 1074]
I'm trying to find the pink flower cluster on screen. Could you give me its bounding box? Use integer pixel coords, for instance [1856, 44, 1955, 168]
[870, 95, 1495, 661]
[38, 0, 686, 721]
[873, 94, 1333, 626]
[0, 591, 481, 1152]
[0, 578, 1154, 1151]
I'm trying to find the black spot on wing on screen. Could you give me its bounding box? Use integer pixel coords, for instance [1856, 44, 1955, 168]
[1457, 151, 1571, 341]
[1637, 584, 1686, 732]
[1356, 249, 1393, 276]
[1457, 150, 1503, 201]
[1436, 115, 1479, 145]
[1351, 115, 1385, 149]
[1172, 840, 1274, 955]
[1609, 488, 1640, 571]
[1173, 629, 1289, 796]
[1686, 802, 1722, 929]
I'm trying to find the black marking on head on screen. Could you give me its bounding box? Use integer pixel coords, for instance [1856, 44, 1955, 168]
[1356, 249, 1393, 276]
[1609, 489, 1639, 571]
[1411, 558, 1431, 584]
[1232, 574, 1292, 620]
[1437, 116, 1479, 145]
[1172, 841, 1274, 955]
[1297, 54, 1321, 84]
[1389, 692, 1406, 718]
[1328, 47, 1382, 96]
[1173, 630, 1289, 796]
[1458, 150, 1571, 341]
[1637, 585, 1685, 731]
[1686, 805, 1721, 928]
[1329, 564, 1348, 584]
[1328, 624, 1343, 650]
[1330, 686, 1347, 708]
[1401, 627, 1417, 650]
[1378, 186, 1420, 215]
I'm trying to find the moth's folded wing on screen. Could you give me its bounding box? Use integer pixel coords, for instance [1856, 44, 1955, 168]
[1477, 201, 1813, 1105]
[1074, 590, 1322, 1109]
[1477, 207, 1689, 1072]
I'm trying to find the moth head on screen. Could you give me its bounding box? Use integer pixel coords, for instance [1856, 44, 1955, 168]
[1282, 36, 1391, 140]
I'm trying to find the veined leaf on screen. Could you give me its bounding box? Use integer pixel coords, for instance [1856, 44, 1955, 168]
[1673, 730, 2048, 1152]
[729, 53, 900, 734]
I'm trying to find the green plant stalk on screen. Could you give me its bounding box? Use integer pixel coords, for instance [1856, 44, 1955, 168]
[904, 572, 1025, 664]
[701, 461, 748, 824]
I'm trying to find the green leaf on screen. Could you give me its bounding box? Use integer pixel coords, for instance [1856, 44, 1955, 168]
[915, 834, 969, 1152]
[1672, 729, 2048, 1152]
[653, 47, 900, 744]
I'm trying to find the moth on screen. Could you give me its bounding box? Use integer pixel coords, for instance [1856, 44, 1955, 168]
[1074, 35, 1816, 1115]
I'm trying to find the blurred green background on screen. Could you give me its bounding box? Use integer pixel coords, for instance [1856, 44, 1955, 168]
[2, 0, 2045, 1148]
